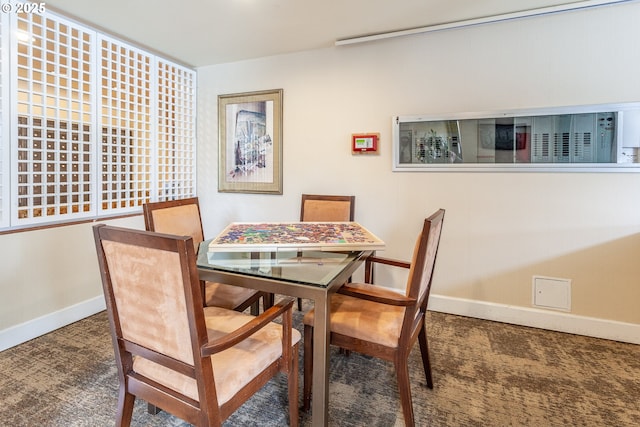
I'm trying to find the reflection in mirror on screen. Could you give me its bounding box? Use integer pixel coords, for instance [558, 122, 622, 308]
[393, 103, 640, 171]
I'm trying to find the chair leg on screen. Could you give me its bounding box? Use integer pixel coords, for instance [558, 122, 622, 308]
[395, 359, 415, 427]
[297, 297, 303, 311]
[264, 293, 275, 310]
[147, 403, 160, 415]
[289, 342, 300, 427]
[418, 321, 433, 389]
[250, 300, 260, 316]
[302, 324, 313, 411]
[116, 388, 135, 427]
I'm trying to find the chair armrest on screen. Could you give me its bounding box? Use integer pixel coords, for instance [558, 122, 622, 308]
[337, 282, 416, 307]
[200, 297, 295, 356]
[364, 255, 410, 283]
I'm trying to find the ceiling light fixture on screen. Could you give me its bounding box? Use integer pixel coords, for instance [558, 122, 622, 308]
[335, 0, 635, 46]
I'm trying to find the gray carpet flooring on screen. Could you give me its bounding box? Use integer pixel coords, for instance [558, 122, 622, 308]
[1, 306, 639, 426]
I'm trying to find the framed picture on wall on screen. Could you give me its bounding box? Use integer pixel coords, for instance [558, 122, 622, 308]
[218, 89, 283, 194]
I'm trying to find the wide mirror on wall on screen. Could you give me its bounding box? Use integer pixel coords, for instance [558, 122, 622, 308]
[392, 103, 640, 172]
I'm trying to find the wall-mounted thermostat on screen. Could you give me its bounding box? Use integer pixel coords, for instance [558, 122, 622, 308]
[352, 133, 379, 153]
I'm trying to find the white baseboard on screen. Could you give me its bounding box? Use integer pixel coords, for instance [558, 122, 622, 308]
[0, 296, 106, 352]
[429, 294, 640, 345]
[2, 292, 638, 352]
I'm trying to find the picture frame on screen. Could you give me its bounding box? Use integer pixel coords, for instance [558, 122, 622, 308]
[218, 89, 283, 194]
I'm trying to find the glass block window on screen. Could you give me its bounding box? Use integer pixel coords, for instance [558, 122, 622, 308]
[98, 37, 152, 214]
[2, 7, 196, 230]
[13, 12, 94, 224]
[156, 60, 196, 201]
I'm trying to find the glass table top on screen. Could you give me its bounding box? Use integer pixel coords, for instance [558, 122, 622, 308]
[197, 240, 364, 288]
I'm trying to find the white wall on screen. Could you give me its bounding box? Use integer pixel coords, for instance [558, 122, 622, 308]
[2, 2, 639, 350]
[197, 3, 640, 342]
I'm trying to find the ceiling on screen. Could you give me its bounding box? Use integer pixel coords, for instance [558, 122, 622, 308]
[44, 0, 600, 68]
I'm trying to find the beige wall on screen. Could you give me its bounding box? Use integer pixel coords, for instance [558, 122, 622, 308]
[0, 216, 144, 332]
[2, 2, 639, 348]
[196, 3, 640, 328]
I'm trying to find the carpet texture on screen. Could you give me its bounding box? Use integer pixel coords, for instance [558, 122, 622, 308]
[1, 306, 639, 426]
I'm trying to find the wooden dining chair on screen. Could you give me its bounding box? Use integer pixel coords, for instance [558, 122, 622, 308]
[300, 194, 355, 223]
[93, 224, 300, 427]
[143, 197, 272, 315]
[297, 194, 355, 310]
[302, 209, 445, 426]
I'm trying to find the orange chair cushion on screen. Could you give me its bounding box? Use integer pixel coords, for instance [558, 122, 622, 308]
[303, 289, 405, 348]
[302, 200, 351, 222]
[103, 240, 194, 364]
[204, 281, 260, 309]
[133, 306, 301, 405]
[150, 204, 204, 252]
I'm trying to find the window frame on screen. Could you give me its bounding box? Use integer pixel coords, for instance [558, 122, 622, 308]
[0, 12, 11, 229]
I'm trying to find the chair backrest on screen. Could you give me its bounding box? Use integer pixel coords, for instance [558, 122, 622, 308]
[402, 209, 445, 337]
[143, 197, 204, 253]
[300, 194, 355, 222]
[93, 224, 220, 423]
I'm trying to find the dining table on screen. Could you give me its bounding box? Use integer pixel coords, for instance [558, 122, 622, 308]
[196, 221, 384, 426]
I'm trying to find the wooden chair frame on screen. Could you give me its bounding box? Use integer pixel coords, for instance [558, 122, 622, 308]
[93, 224, 299, 426]
[302, 209, 445, 426]
[300, 194, 355, 223]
